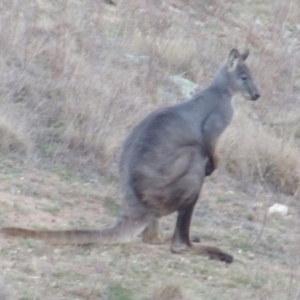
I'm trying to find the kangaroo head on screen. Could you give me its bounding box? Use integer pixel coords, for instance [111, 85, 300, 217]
[227, 49, 260, 101]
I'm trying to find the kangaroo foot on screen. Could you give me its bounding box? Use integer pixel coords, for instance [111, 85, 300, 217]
[142, 219, 170, 244]
[142, 231, 168, 244]
[170, 243, 232, 264]
[143, 231, 200, 245]
[191, 235, 200, 243]
[191, 244, 233, 264]
[170, 242, 190, 254]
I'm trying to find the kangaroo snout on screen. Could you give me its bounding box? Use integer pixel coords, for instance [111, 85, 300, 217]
[251, 91, 260, 101]
[243, 89, 260, 101]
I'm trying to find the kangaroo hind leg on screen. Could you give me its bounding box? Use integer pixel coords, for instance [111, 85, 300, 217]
[142, 218, 172, 244]
[170, 195, 197, 254]
[170, 195, 233, 263]
[110, 214, 152, 244]
[142, 218, 200, 245]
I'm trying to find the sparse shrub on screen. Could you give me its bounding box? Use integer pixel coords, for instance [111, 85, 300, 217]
[0, 0, 299, 193]
[219, 111, 300, 195]
[156, 37, 199, 79]
[0, 117, 32, 156]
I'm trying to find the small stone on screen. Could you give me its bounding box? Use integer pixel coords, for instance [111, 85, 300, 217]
[268, 204, 289, 216]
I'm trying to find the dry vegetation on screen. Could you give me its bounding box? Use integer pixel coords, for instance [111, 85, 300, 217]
[0, 0, 299, 299]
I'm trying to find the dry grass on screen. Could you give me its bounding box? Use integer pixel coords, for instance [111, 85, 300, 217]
[219, 111, 300, 195]
[0, 117, 31, 156]
[151, 284, 184, 300]
[0, 0, 299, 299]
[0, 0, 299, 189]
[0, 164, 299, 299]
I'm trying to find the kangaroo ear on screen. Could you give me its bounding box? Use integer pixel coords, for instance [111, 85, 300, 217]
[227, 49, 240, 71]
[241, 50, 249, 61]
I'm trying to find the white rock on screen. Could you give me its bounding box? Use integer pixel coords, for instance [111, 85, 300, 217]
[268, 203, 289, 216]
[170, 75, 199, 98]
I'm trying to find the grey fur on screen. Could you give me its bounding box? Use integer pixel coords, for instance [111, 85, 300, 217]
[1, 49, 260, 263]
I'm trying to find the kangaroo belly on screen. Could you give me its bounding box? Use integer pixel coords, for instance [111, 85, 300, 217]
[129, 146, 205, 217]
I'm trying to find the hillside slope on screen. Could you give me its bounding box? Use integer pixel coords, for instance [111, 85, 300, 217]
[0, 0, 299, 299]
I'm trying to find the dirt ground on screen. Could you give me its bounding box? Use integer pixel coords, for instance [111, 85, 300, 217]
[0, 163, 299, 299]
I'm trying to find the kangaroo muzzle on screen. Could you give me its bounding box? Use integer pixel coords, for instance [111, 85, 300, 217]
[251, 91, 260, 101]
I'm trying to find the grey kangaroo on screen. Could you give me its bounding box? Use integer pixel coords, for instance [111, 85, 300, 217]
[1, 49, 260, 263]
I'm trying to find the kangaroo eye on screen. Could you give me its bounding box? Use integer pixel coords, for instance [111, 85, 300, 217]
[241, 75, 248, 81]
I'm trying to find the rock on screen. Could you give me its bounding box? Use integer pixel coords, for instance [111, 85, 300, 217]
[268, 203, 289, 216]
[122, 54, 149, 64]
[170, 75, 199, 98]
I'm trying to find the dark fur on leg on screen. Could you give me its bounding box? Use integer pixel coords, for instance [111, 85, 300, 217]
[192, 244, 233, 263]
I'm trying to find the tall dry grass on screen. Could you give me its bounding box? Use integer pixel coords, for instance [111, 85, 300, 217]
[219, 112, 300, 195]
[0, 0, 299, 194]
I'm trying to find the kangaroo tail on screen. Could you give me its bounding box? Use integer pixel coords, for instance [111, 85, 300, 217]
[0, 218, 147, 245]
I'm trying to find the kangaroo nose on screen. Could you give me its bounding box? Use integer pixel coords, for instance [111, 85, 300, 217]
[252, 92, 260, 100]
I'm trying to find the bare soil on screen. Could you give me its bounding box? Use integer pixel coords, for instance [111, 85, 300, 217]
[0, 163, 299, 299]
[0, 0, 299, 299]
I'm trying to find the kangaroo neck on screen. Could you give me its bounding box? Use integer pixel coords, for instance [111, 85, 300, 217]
[175, 66, 235, 132]
[208, 64, 233, 97]
[184, 65, 234, 112]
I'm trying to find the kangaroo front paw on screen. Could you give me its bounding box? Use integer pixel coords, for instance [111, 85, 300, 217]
[205, 154, 218, 176]
[205, 161, 214, 176]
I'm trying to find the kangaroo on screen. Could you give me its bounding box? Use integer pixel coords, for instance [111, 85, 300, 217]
[1, 49, 260, 264]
